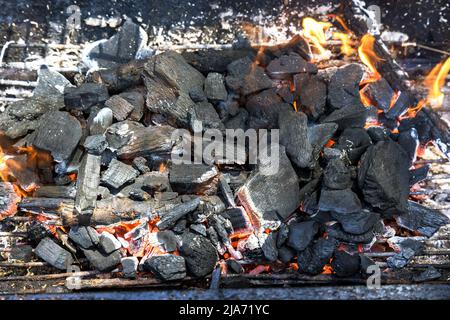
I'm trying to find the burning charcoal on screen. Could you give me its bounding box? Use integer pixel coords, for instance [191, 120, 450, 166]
[323, 158, 352, 190]
[83, 135, 108, 155]
[221, 207, 249, 232]
[89, 108, 114, 135]
[31, 111, 82, 162]
[101, 158, 139, 189]
[319, 188, 362, 214]
[409, 165, 430, 186]
[132, 157, 150, 174]
[143, 255, 186, 281]
[326, 224, 374, 244]
[99, 231, 122, 254]
[396, 201, 450, 237]
[169, 164, 218, 195]
[68, 226, 99, 249]
[358, 140, 410, 217]
[190, 224, 207, 237]
[105, 95, 135, 121]
[322, 103, 367, 130]
[189, 101, 224, 131]
[278, 245, 296, 263]
[82, 247, 121, 272]
[64, 83, 109, 112]
[386, 91, 413, 119]
[361, 78, 394, 112]
[397, 128, 419, 165]
[121, 256, 139, 279]
[327, 63, 364, 110]
[359, 254, 376, 275]
[35, 238, 74, 270]
[9, 245, 33, 262]
[413, 266, 442, 283]
[287, 221, 319, 251]
[144, 51, 204, 127]
[83, 19, 148, 69]
[267, 53, 316, 79]
[157, 198, 200, 230]
[331, 210, 380, 235]
[336, 128, 372, 163]
[226, 259, 244, 274]
[0, 182, 20, 220]
[180, 232, 218, 277]
[237, 146, 300, 224]
[218, 175, 236, 207]
[293, 74, 327, 120]
[297, 237, 336, 275]
[279, 110, 313, 168]
[237, 232, 264, 260]
[205, 72, 228, 101]
[246, 89, 292, 129]
[224, 108, 248, 130]
[208, 214, 232, 245]
[367, 126, 390, 143]
[117, 125, 176, 160]
[225, 56, 273, 96]
[156, 230, 178, 252]
[276, 84, 295, 104]
[331, 251, 360, 277]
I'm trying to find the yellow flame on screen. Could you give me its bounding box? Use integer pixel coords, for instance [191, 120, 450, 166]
[424, 57, 450, 108]
[333, 32, 355, 56]
[358, 34, 384, 81]
[302, 17, 331, 55]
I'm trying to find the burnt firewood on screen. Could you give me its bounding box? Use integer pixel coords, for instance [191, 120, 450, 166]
[208, 214, 233, 245]
[82, 247, 121, 272]
[297, 237, 336, 275]
[119, 171, 170, 198]
[116, 125, 176, 160]
[358, 140, 410, 217]
[34, 185, 76, 199]
[409, 165, 430, 186]
[68, 226, 99, 249]
[286, 221, 319, 251]
[397, 128, 419, 166]
[64, 83, 109, 112]
[169, 164, 219, 195]
[323, 158, 352, 190]
[322, 103, 368, 130]
[266, 53, 316, 79]
[121, 256, 139, 279]
[34, 237, 74, 270]
[156, 197, 200, 230]
[180, 232, 218, 277]
[143, 255, 186, 281]
[413, 266, 442, 283]
[0, 182, 21, 220]
[120, 90, 145, 122]
[205, 72, 228, 101]
[336, 128, 372, 163]
[83, 135, 108, 155]
[237, 146, 300, 225]
[331, 210, 380, 235]
[105, 95, 135, 121]
[326, 224, 375, 244]
[19, 197, 74, 216]
[225, 56, 273, 96]
[331, 251, 361, 277]
[144, 51, 205, 127]
[293, 74, 326, 120]
[319, 188, 362, 214]
[361, 78, 394, 112]
[395, 201, 450, 237]
[31, 111, 82, 162]
[385, 91, 413, 119]
[279, 110, 313, 168]
[101, 158, 139, 190]
[89, 108, 114, 135]
[198, 196, 226, 217]
[8, 245, 34, 262]
[74, 153, 101, 225]
[327, 63, 364, 110]
[246, 88, 291, 129]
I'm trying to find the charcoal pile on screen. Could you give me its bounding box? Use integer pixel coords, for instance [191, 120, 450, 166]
[0, 17, 449, 290]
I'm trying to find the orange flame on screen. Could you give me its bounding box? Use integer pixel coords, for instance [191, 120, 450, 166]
[423, 57, 450, 109]
[158, 163, 167, 173]
[333, 32, 355, 56]
[358, 34, 383, 81]
[302, 17, 331, 55]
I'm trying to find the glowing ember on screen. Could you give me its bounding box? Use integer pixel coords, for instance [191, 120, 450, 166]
[358, 34, 383, 81]
[302, 17, 331, 55]
[158, 163, 167, 173]
[423, 57, 450, 109]
[322, 264, 333, 274]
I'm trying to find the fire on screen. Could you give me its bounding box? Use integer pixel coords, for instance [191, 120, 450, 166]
[333, 32, 355, 56]
[423, 57, 450, 109]
[158, 162, 167, 173]
[322, 264, 333, 274]
[358, 34, 383, 81]
[302, 17, 331, 55]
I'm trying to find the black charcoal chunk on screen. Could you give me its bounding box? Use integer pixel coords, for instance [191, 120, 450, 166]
[246, 88, 291, 129]
[267, 53, 316, 79]
[182, 49, 251, 74]
[35, 238, 73, 270]
[326, 224, 374, 244]
[327, 64, 364, 110]
[387, 248, 416, 269]
[226, 57, 273, 96]
[99, 231, 122, 254]
[105, 95, 135, 121]
[367, 126, 390, 143]
[397, 128, 419, 166]
[308, 123, 338, 152]
[323, 158, 352, 190]
[189, 101, 224, 131]
[32, 111, 82, 162]
[105, 121, 142, 150]
[180, 233, 218, 277]
[69, 226, 99, 249]
[361, 78, 394, 112]
[120, 90, 145, 122]
[358, 140, 410, 217]
[169, 164, 218, 195]
[205, 72, 228, 101]
[293, 74, 327, 120]
[156, 230, 178, 252]
[278, 245, 296, 263]
[224, 108, 248, 130]
[190, 223, 207, 237]
[83, 135, 108, 155]
[331, 210, 380, 235]
[336, 128, 372, 163]
[287, 221, 319, 251]
[386, 91, 413, 119]
[331, 251, 360, 277]
[64, 83, 109, 111]
[143, 255, 186, 281]
[297, 237, 336, 275]
[189, 88, 207, 102]
[157, 198, 201, 230]
[101, 159, 139, 189]
[222, 207, 248, 231]
[121, 256, 139, 279]
[89, 107, 114, 135]
[409, 165, 430, 186]
[8, 245, 33, 262]
[226, 259, 244, 274]
[359, 254, 376, 275]
[82, 248, 121, 272]
[413, 266, 442, 282]
[319, 188, 362, 214]
[132, 157, 150, 174]
[261, 232, 278, 262]
[322, 103, 367, 130]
